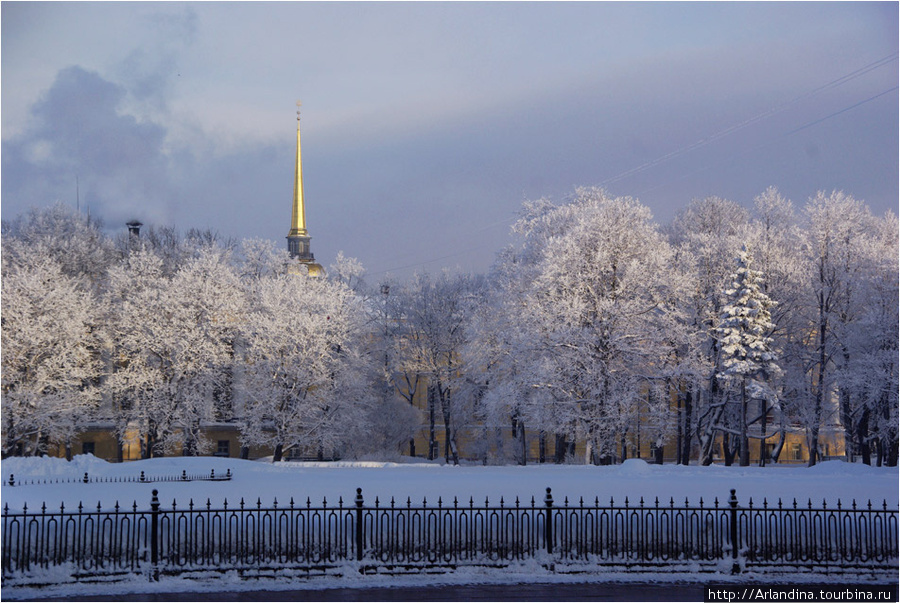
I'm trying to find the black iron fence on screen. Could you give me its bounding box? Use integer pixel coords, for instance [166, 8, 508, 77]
[2, 488, 897, 585]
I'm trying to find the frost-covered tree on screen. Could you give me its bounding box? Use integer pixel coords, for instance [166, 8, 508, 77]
[397, 271, 482, 464]
[105, 246, 245, 457]
[667, 196, 749, 465]
[5, 203, 117, 289]
[715, 246, 780, 467]
[1, 252, 102, 457]
[489, 189, 687, 465]
[237, 270, 373, 462]
[800, 191, 877, 466]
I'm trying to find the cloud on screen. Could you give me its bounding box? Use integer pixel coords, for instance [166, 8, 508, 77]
[2, 66, 173, 226]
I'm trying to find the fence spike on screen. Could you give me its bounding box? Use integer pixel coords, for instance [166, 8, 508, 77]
[240, 498, 245, 510]
[41, 502, 47, 514]
[469, 496, 474, 508]
[391, 497, 396, 509]
[289, 497, 295, 509]
[579, 496, 584, 507]
[654, 496, 659, 507]
[822, 498, 827, 509]
[97, 501, 102, 512]
[2, 503, 7, 514]
[132, 501, 136, 512]
[256, 497, 262, 509]
[84, 472, 89, 484]
[172, 499, 177, 511]
[807, 498, 812, 510]
[748, 497, 754, 509]
[227, 469, 232, 478]
[273, 497, 278, 509]
[189, 499, 194, 511]
[454, 496, 459, 508]
[375, 496, 380, 508]
[182, 470, 188, 481]
[306, 497, 311, 509]
[408, 496, 412, 509]
[339, 496, 343, 508]
[837, 500, 841, 510]
[499, 496, 503, 508]
[23, 502, 29, 514]
[207, 498, 212, 510]
[639, 496, 644, 507]
[564, 496, 569, 507]
[8, 474, 14, 487]
[115, 501, 120, 513]
[624, 496, 629, 507]
[852, 499, 857, 510]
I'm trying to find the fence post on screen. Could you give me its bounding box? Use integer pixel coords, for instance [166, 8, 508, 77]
[355, 488, 364, 562]
[729, 488, 740, 574]
[150, 489, 160, 581]
[544, 487, 554, 554]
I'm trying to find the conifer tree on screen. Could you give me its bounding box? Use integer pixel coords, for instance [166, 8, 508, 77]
[716, 245, 780, 466]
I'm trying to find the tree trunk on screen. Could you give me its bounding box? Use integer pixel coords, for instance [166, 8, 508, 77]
[680, 390, 693, 465]
[427, 386, 436, 461]
[739, 379, 750, 467]
[273, 443, 283, 463]
[758, 397, 768, 467]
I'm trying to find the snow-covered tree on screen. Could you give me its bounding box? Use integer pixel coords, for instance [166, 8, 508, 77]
[715, 246, 780, 466]
[1, 252, 102, 457]
[105, 245, 245, 457]
[800, 191, 877, 466]
[666, 196, 749, 465]
[237, 270, 373, 462]
[486, 189, 688, 465]
[396, 271, 482, 464]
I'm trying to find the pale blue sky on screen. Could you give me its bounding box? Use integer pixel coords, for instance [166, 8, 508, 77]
[2, 2, 897, 278]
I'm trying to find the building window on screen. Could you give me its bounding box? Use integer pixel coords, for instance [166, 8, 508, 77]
[82, 442, 96, 456]
[791, 443, 803, 461]
[216, 440, 230, 457]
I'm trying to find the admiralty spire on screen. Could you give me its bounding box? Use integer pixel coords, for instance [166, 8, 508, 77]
[287, 102, 324, 276]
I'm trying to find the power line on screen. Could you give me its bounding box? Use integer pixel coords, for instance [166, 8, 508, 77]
[374, 54, 898, 277]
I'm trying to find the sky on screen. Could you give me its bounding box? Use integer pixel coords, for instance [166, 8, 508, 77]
[2, 2, 897, 280]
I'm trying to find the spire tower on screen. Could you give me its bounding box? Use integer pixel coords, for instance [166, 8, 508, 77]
[286, 102, 324, 276]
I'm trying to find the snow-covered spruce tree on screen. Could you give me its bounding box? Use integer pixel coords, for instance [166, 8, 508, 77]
[745, 187, 804, 464]
[236, 269, 373, 462]
[1, 250, 102, 457]
[715, 246, 780, 467]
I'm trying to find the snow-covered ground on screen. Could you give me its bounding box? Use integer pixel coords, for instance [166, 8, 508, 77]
[1, 455, 897, 600]
[2, 455, 897, 513]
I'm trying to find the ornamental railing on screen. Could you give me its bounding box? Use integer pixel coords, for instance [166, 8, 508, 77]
[2, 488, 896, 585]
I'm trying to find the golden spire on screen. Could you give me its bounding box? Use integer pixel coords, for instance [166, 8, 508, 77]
[289, 101, 308, 237]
